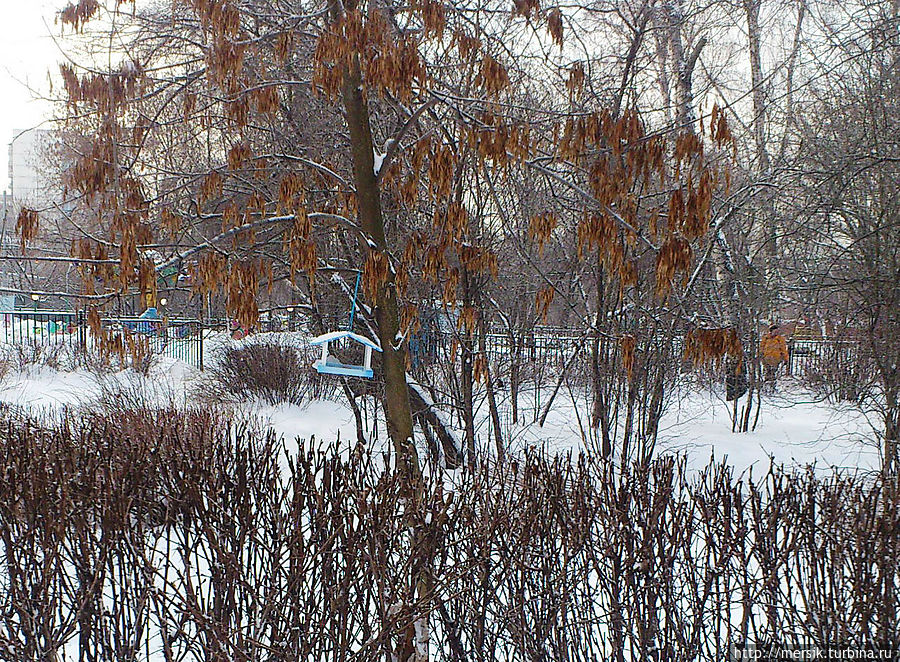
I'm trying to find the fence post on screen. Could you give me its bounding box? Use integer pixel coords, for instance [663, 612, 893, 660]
[77, 310, 86, 354]
[198, 321, 204, 371]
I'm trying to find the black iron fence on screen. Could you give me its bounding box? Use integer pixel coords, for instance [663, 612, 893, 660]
[482, 327, 586, 365]
[786, 338, 861, 377]
[1, 310, 204, 369]
[418, 327, 861, 379]
[1, 309, 862, 378]
[0, 311, 85, 354]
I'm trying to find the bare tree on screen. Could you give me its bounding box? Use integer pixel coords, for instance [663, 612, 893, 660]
[788, 0, 900, 473]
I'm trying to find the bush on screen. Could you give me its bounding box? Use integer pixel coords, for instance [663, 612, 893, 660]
[0, 340, 71, 373]
[93, 370, 184, 415]
[0, 409, 897, 661]
[204, 337, 333, 406]
[0, 333, 161, 377]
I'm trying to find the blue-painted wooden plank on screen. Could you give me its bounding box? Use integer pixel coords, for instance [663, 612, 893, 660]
[314, 361, 374, 378]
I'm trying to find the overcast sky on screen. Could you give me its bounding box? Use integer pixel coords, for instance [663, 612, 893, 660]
[0, 1, 65, 195]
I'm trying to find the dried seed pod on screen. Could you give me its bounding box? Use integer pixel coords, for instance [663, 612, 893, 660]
[200, 171, 223, 203]
[546, 9, 564, 47]
[683, 327, 743, 369]
[620, 334, 636, 381]
[566, 62, 585, 98]
[59, 0, 103, 33]
[655, 237, 693, 296]
[15, 208, 39, 251]
[528, 212, 557, 255]
[363, 251, 391, 302]
[227, 141, 252, 170]
[536, 286, 554, 322]
[475, 55, 510, 97]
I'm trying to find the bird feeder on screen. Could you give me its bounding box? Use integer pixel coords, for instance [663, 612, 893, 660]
[310, 330, 382, 379]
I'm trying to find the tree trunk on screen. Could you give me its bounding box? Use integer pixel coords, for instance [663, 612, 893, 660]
[460, 268, 477, 464]
[665, 0, 704, 131]
[408, 383, 461, 469]
[592, 263, 613, 458]
[884, 387, 899, 476]
[340, 56, 418, 476]
[652, 7, 674, 125]
[340, 378, 367, 445]
[460, 335, 476, 464]
[745, 0, 779, 308]
[539, 340, 583, 427]
[478, 315, 505, 460]
[510, 332, 521, 425]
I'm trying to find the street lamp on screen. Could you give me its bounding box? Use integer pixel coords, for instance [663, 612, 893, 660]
[159, 297, 168, 307]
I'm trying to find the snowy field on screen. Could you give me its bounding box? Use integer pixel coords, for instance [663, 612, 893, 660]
[0, 338, 881, 475]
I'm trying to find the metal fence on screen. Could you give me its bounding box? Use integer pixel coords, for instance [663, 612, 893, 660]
[481, 328, 586, 366]
[0, 309, 861, 378]
[420, 327, 860, 379]
[786, 338, 861, 377]
[1, 310, 204, 369]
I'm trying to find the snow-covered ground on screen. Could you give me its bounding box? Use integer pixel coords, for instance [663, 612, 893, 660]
[657, 387, 879, 472]
[0, 342, 882, 474]
[464, 380, 880, 473]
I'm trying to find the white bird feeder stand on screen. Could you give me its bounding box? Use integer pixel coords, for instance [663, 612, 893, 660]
[310, 330, 382, 379]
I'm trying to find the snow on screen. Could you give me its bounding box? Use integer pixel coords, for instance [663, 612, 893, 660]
[309, 330, 382, 351]
[407, 376, 456, 439]
[0, 357, 198, 413]
[0, 338, 886, 662]
[373, 150, 386, 176]
[253, 400, 358, 453]
[0, 366, 98, 410]
[392, 327, 408, 350]
[656, 388, 879, 473]
[0, 337, 883, 475]
[468, 381, 880, 474]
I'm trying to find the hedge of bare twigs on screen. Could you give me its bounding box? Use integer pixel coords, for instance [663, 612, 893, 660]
[0, 406, 897, 661]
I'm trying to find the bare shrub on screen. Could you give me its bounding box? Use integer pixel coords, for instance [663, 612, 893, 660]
[0, 340, 69, 372]
[802, 342, 875, 404]
[0, 409, 897, 661]
[202, 337, 334, 406]
[88, 329, 159, 376]
[0, 337, 152, 376]
[75, 347, 121, 375]
[93, 371, 183, 415]
[0, 350, 10, 382]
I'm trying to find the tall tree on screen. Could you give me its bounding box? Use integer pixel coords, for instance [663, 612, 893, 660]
[790, 0, 900, 473]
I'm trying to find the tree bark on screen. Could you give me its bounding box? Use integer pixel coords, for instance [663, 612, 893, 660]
[665, 0, 704, 131]
[591, 261, 614, 458]
[340, 56, 418, 477]
[460, 268, 477, 464]
[478, 314, 505, 460]
[745, 0, 779, 308]
[408, 383, 462, 469]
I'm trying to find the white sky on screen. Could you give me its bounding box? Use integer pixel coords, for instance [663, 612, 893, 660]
[0, 1, 65, 195]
